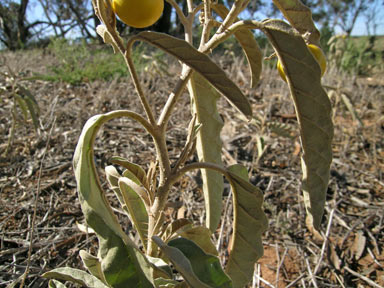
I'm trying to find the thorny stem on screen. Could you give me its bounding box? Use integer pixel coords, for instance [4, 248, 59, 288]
[152, 127, 172, 184]
[124, 41, 173, 193]
[156, 0, 200, 128]
[147, 184, 171, 255]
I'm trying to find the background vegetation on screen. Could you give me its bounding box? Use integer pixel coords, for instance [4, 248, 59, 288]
[1, 0, 383, 77]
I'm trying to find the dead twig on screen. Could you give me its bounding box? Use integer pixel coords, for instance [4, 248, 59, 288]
[275, 246, 288, 287]
[314, 208, 335, 275]
[305, 255, 318, 288]
[20, 117, 56, 288]
[344, 266, 384, 288]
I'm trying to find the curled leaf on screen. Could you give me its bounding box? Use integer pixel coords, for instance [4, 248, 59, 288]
[177, 226, 219, 256]
[188, 73, 224, 232]
[73, 111, 167, 287]
[96, 25, 119, 53]
[110, 156, 150, 192]
[79, 250, 107, 283]
[154, 237, 232, 288]
[225, 164, 268, 288]
[262, 19, 333, 230]
[272, 0, 321, 45]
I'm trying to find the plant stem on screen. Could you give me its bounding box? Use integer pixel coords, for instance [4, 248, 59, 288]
[124, 48, 157, 126]
[157, 67, 193, 128]
[147, 184, 170, 255]
[170, 162, 229, 187]
[215, 0, 250, 35]
[203, 20, 264, 52]
[201, 0, 212, 46]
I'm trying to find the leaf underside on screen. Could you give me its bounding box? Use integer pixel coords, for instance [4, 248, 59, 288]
[43, 267, 109, 288]
[272, 0, 321, 45]
[262, 19, 333, 230]
[225, 164, 268, 288]
[188, 73, 224, 232]
[130, 31, 252, 117]
[119, 177, 149, 248]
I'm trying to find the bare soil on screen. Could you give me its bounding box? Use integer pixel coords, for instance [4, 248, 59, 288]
[1, 49, 383, 287]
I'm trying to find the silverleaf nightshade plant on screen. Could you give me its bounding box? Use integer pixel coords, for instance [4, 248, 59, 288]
[43, 0, 333, 287]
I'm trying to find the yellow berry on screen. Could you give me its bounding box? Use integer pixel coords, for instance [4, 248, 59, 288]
[112, 0, 164, 28]
[277, 44, 327, 82]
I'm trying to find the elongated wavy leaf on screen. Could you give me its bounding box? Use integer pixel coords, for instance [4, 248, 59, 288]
[188, 73, 224, 232]
[272, 0, 320, 45]
[43, 268, 109, 288]
[118, 177, 149, 248]
[262, 20, 333, 229]
[129, 31, 252, 117]
[225, 164, 268, 288]
[72, 111, 167, 287]
[212, 4, 262, 87]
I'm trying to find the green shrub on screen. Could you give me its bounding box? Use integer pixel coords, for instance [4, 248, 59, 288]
[328, 35, 383, 75]
[37, 38, 153, 84]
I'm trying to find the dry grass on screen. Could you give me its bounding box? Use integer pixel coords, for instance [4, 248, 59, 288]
[1, 48, 383, 287]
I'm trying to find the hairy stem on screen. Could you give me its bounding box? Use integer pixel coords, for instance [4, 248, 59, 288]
[170, 162, 229, 189]
[216, 0, 250, 34]
[204, 20, 264, 53]
[124, 47, 157, 126]
[157, 67, 193, 128]
[201, 0, 212, 46]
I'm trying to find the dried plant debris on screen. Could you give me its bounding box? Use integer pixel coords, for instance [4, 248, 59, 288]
[1, 50, 383, 287]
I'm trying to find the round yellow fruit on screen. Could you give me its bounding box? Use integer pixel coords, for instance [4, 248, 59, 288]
[277, 44, 327, 82]
[111, 0, 164, 28]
